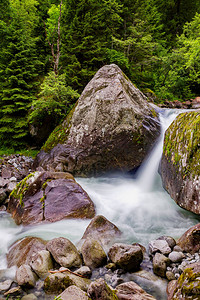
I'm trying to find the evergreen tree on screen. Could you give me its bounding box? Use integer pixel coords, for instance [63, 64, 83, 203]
[61, 0, 122, 92]
[0, 0, 43, 148]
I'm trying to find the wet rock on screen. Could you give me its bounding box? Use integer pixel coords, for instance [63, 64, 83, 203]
[168, 251, 185, 263]
[81, 238, 107, 269]
[153, 253, 170, 278]
[81, 215, 121, 246]
[7, 171, 95, 225]
[0, 155, 33, 181]
[87, 278, 117, 300]
[161, 112, 200, 214]
[156, 236, 176, 249]
[6, 181, 17, 193]
[0, 279, 12, 292]
[34, 64, 160, 176]
[108, 243, 143, 272]
[7, 237, 47, 268]
[58, 285, 89, 300]
[116, 281, 156, 300]
[16, 264, 38, 288]
[44, 270, 91, 294]
[176, 223, 200, 253]
[46, 237, 82, 268]
[149, 239, 171, 256]
[4, 286, 22, 297]
[30, 250, 53, 279]
[167, 262, 200, 299]
[75, 266, 92, 278]
[0, 188, 7, 203]
[173, 245, 183, 252]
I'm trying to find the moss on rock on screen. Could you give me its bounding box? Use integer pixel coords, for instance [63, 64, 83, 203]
[168, 262, 200, 299]
[163, 111, 200, 177]
[161, 111, 200, 214]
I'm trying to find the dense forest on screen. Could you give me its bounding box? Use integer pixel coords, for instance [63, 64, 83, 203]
[0, 0, 200, 149]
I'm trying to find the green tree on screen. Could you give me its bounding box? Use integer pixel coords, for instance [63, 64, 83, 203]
[0, 0, 43, 148]
[153, 13, 200, 100]
[61, 0, 122, 92]
[29, 71, 79, 129]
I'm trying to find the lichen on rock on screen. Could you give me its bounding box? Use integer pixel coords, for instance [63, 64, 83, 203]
[161, 111, 200, 214]
[34, 64, 160, 176]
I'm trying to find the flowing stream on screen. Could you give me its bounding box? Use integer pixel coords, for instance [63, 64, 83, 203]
[0, 108, 200, 299]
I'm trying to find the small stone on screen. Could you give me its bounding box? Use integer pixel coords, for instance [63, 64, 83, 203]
[104, 274, 112, 283]
[105, 263, 117, 271]
[173, 245, 183, 252]
[108, 243, 143, 272]
[6, 181, 17, 193]
[46, 237, 82, 268]
[30, 250, 53, 279]
[175, 273, 180, 279]
[153, 253, 170, 278]
[75, 266, 92, 278]
[149, 240, 171, 256]
[157, 236, 176, 249]
[0, 279, 12, 292]
[166, 271, 176, 281]
[4, 286, 21, 296]
[10, 177, 17, 182]
[16, 264, 38, 288]
[81, 238, 107, 269]
[168, 251, 185, 263]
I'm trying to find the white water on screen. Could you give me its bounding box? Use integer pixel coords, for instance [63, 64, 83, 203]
[0, 108, 199, 297]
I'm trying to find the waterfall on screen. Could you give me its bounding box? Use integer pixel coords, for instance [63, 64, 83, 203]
[137, 109, 180, 192]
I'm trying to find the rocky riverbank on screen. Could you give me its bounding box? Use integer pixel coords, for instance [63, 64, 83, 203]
[0, 216, 200, 299]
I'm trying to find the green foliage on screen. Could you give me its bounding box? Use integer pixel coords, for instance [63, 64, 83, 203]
[61, 0, 123, 91]
[0, 0, 43, 148]
[154, 13, 200, 100]
[29, 72, 79, 126]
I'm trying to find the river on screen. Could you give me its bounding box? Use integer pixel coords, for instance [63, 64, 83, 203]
[0, 108, 199, 299]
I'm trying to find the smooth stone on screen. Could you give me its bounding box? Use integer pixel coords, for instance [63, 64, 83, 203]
[149, 240, 171, 256]
[168, 251, 185, 263]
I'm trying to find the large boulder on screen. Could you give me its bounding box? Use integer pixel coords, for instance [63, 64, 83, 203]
[161, 112, 200, 214]
[7, 237, 47, 268]
[81, 215, 121, 246]
[34, 64, 160, 176]
[176, 223, 200, 253]
[7, 171, 95, 225]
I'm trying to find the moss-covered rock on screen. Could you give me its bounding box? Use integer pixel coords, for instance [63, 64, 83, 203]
[44, 270, 91, 294]
[34, 64, 160, 176]
[87, 278, 118, 300]
[7, 171, 95, 225]
[167, 262, 200, 299]
[161, 111, 200, 214]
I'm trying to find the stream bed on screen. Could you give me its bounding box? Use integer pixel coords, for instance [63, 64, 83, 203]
[0, 108, 200, 299]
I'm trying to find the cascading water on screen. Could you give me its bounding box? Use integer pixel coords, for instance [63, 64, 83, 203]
[0, 108, 199, 299]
